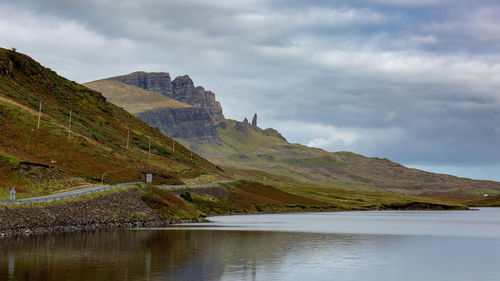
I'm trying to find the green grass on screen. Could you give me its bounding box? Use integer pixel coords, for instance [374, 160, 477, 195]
[465, 195, 500, 207]
[139, 180, 466, 222]
[195, 118, 500, 198]
[0, 47, 226, 196]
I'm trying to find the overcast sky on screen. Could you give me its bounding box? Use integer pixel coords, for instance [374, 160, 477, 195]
[1, 0, 500, 180]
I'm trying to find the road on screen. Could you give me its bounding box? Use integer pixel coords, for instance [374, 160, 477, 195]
[0, 179, 236, 205]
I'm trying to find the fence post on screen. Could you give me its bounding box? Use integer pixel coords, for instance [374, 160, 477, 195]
[37, 100, 42, 129]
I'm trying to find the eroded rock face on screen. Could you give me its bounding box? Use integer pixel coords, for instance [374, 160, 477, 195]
[110, 72, 224, 121]
[18, 162, 66, 180]
[110, 72, 174, 96]
[171, 75, 224, 121]
[136, 107, 220, 143]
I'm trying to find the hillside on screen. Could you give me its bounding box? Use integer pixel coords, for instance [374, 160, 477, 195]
[107, 72, 224, 121]
[84, 76, 221, 142]
[86, 72, 500, 198]
[201, 119, 500, 197]
[0, 48, 226, 199]
[0, 48, 469, 238]
[84, 79, 190, 114]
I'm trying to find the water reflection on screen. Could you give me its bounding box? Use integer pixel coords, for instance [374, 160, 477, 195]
[1, 210, 500, 281]
[0, 230, 390, 280]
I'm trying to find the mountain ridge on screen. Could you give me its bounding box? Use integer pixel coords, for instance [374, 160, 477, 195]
[85, 72, 500, 198]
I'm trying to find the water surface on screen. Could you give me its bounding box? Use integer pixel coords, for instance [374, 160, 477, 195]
[1, 208, 500, 281]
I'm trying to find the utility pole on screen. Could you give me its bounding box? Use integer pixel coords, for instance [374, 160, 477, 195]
[126, 129, 129, 149]
[37, 101, 42, 129]
[68, 109, 72, 141]
[148, 138, 151, 160]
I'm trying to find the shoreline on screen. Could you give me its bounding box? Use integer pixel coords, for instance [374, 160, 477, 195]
[0, 207, 469, 238]
[0, 186, 468, 238]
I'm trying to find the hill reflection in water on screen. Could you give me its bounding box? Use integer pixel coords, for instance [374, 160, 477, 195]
[2, 210, 500, 281]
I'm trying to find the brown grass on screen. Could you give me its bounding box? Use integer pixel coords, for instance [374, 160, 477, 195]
[84, 80, 190, 114]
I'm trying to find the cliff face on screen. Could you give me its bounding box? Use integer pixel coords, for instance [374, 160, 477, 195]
[110, 71, 174, 96]
[110, 72, 224, 121]
[171, 75, 224, 120]
[136, 107, 220, 143]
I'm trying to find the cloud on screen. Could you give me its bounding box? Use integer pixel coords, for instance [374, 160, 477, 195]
[1, 0, 500, 180]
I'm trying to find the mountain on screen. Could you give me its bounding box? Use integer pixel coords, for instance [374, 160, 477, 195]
[203, 119, 500, 197]
[83, 79, 190, 114]
[0, 47, 468, 232]
[86, 73, 222, 143]
[86, 73, 500, 198]
[0, 48, 226, 199]
[109, 72, 224, 121]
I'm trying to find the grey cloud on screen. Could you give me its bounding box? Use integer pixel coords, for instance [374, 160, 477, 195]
[1, 0, 500, 180]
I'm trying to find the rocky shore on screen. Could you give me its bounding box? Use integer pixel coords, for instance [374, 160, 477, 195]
[0, 184, 466, 238]
[0, 189, 176, 237]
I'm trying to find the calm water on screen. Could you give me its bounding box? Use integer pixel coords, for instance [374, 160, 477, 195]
[2, 208, 500, 281]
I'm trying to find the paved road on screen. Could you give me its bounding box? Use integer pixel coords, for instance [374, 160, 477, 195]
[0, 180, 236, 205]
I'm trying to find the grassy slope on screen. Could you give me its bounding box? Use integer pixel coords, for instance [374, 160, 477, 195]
[197, 119, 500, 198]
[0, 53, 464, 213]
[0, 48, 226, 198]
[142, 180, 465, 222]
[83, 79, 190, 114]
[465, 195, 500, 207]
[82, 76, 500, 200]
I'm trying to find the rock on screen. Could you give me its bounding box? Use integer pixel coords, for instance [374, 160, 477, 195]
[136, 107, 220, 143]
[252, 113, 257, 127]
[110, 71, 174, 97]
[217, 121, 227, 129]
[235, 120, 251, 134]
[0, 189, 169, 237]
[18, 161, 65, 180]
[263, 128, 287, 142]
[171, 76, 224, 121]
[110, 72, 224, 121]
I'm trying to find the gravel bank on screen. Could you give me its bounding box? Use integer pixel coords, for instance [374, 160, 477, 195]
[0, 189, 171, 237]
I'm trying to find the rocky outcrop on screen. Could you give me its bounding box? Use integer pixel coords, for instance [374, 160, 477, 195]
[110, 71, 173, 95]
[263, 128, 287, 142]
[136, 107, 220, 143]
[171, 76, 224, 121]
[18, 162, 65, 180]
[252, 113, 258, 126]
[109, 72, 224, 121]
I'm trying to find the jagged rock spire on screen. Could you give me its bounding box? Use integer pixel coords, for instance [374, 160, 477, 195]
[243, 117, 248, 124]
[252, 113, 257, 126]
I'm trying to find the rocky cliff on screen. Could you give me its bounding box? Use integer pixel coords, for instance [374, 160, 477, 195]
[109, 72, 224, 121]
[136, 107, 220, 143]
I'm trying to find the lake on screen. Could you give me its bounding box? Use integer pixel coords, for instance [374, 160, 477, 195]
[2, 208, 500, 281]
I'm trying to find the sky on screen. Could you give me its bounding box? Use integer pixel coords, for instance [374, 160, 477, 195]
[1, 0, 500, 180]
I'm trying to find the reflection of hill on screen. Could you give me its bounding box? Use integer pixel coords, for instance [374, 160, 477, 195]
[0, 229, 400, 280]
